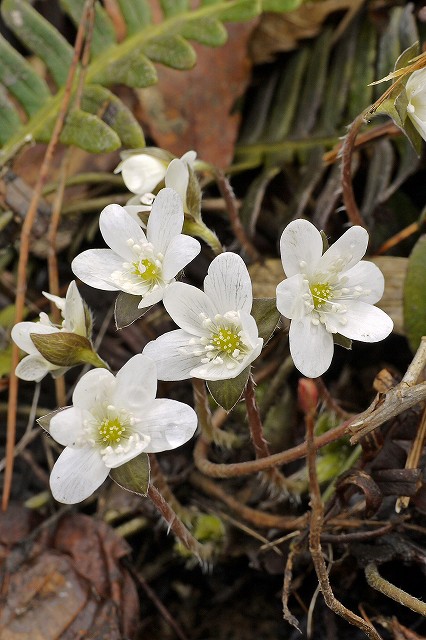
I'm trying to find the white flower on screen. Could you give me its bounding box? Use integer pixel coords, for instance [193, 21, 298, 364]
[276, 220, 393, 378]
[143, 252, 263, 381]
[47, 354, 198, 504]
[11, 281, 88, 382]
[116, 149, 196, 197]
[71, 187, 201, 309]
[406, 68, 426, 140]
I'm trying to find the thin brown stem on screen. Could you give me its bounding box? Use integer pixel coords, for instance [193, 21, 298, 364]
[215, 169, 260, 262]
[365, 563, 426, 616]
[340, 113, 368, 228]
[305, 389, 382, 640]
[3, 0, 95, 511]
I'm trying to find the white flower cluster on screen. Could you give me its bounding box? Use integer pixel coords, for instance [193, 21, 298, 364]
[11, 149, 394, 504]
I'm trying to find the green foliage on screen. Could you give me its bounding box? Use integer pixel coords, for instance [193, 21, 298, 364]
[0, 0, 302, 164]
[403, 235, 426, 352]
[251, 298, 280, 343]
[207, 366, 250, 410]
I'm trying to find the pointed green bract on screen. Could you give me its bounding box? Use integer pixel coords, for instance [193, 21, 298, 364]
[59, 0, 117, 57]
[404, 235, 426, 352]
[114, 292, 150, 329]
[207, 366, 250, 411]
[251, 298, 280, 343]
[1, 0, 73, 87]
[110, 452, 151, 497]
[117, 0, 152, 34]
[37, 407, 71, 433]
[0, 34, 50, 117]
[144, 35, 197, 70]
[81, 85, 145, 148]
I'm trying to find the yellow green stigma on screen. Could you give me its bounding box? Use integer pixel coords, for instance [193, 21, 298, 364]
[132, 258, 160, 283]
[211, 327, 243, 356]
[310, 282, 333, 309]
[98, 418, 126, 445]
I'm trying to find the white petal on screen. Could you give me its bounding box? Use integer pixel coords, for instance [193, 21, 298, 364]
[116, 154, 166, 194]
[50, 446, 109, 504]
[143, 330, 201, 381]
[203, 253, 253, 315]
[163, 282, 217, 335]
[11, 322, 60, 354]
[122, 205, 149, 227]
[135, 398, 198, 452]
[342, 261, 384, 304]
[72, 368, 116, 411]
[15, 355, 56, 381]
[289, 316, 334, 378]
[239, 310, 262, 347]
[113, 354, 157, 411]
[42, 291, 65, 311]
[317, 226, 368, 275]
[180, 150, 196, 166]
[100, 204, 147, 261]
[147, 188, 184, 254]
[279, 219, 323, 278]
[71, 249, 123, 291]
[407, 111, 426, 140]
[338, 301, 393, 342]
[63, 281, 87, 335]
[137, 285, 166, 309]
[165, 159, 189, 205]
[102, 436, 150, 468]
[162, 234, 201, 280]
[276, 273, 308, 320]
[190, 341, 262, 381]
[50, 407, 86, 446]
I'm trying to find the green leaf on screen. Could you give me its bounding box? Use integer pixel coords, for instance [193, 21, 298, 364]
[30, 332, 95, 367]
[59, 0, 116, 57]
[251, 298, 280, 343]
[403, 234, 426, 352]
[116, 0, 152, 35]
[261, 0, 302, 10]
[81, 85, 145, 148]
[43, 109, 121, 154]
[160, 0, 189, 16]
[90, 48, 158, 88]
[1, 0, 73, 87]
[217, 0, 259, 22]
[110, 453, 151, 497]
[181, 17, 228, 47]
[0, 34, 50, 116]
[207, 366, 250, 410]
[0, 86, 21, 144]
[115, 292, 150, 329]
[144, 35, 196, 70]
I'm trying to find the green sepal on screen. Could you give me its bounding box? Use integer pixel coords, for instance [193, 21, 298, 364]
[81, 85, 145, 148]
[403, 234, 426, 352]
[333, 333, 352, 350]
[186, 165, 202, 221]
[320, 230, 329, 254]
[110, 452, 151, 497]
[143, 35, 196, 70]
[37, 407, 70, 433]
[251, 298, 280, 343]
[206, 366, 250, 411]
[30, 332, 106, 368]
[114, 292, 152, 329]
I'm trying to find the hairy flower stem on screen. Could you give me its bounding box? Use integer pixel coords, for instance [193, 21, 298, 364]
[192, 378, 237, 447]
[147, 484, 207, 562]
[305, 389, 382, 640]
[364, 563, 426, 616]
[244, 376, 289, 491]
[341, 112, 368, 229]
[148, 453, 189, 521]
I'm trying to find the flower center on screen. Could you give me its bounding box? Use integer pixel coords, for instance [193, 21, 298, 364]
[132, 258, 160, 283]
[210, 326, 243, 357]
[98, 417, 126, 446]
[310, 282, 333, 309]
